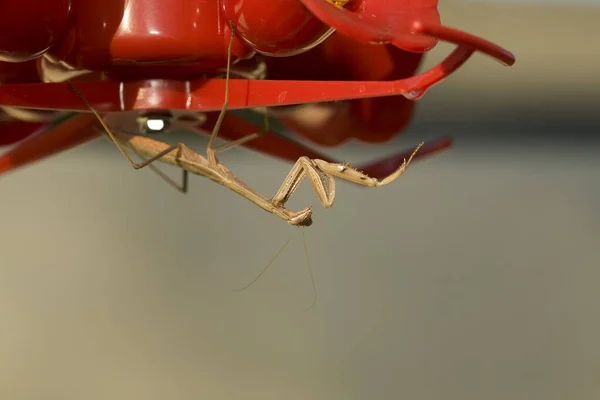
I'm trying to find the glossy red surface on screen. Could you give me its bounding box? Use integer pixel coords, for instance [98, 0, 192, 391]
[0, 119, 45, 146]
[52, 0, 253, 77]
[264, 32, 423, 146]
[0, 0, 71, 62]
[299, 0, 441, 52]
[0, 114, 99, 173]
[0, 60, 41, 84]
[0, 0, 516, 180]
[222, 0, 333, 56]
[0, 66, 458, 112]
[0, 22, 514, 113]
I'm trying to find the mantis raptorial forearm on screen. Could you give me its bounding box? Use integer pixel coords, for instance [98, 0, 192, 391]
[111, 129, 422, 226]
[112, 130, 313, 225]
[69, 20, 423, 227]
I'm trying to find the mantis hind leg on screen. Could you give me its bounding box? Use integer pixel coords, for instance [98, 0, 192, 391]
[68, 80, 188, 171]
[206, 21, 237, 166]
[68, 82, 190, 191]
[131, 147, 189, 193]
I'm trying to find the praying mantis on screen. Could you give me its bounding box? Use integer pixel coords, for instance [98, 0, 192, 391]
[67, 22, 424, 227]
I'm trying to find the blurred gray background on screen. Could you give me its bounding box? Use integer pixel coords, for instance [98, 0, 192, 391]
[1, 1, 599, 399]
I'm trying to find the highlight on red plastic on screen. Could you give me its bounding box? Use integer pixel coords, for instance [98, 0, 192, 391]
[395, 21, 515, 100]
[299, 0, 442, 53]
[299, 0, 515, 65]
[0, 109, 452, 180]
[0, 0, 515, 180]
[412, 22, 515, 66]
[0, 17, 515, 113]
[298, 0, 515, 99]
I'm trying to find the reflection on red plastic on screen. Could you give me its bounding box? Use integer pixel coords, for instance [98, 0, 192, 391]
[0, 0, 515, 179]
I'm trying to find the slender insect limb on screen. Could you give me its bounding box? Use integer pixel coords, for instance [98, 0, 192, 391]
[315, 143, 423, 187]
[110, 128, 422, 226]
[137, 153, 189, 193]
[70, 80, 188, 192]
[68, 81, 188, 172]
[211, 112, 270, 154]
[68, 18, 421, 227]
[269, 142, 423, 210]
[233, 230, 297, 292]
[196, 106, 271, 155]
[212, 132, 262, 154]
[111, 130, 314, 225]
[234, 227, 319, 310]
[206, 20, 236, 166]
[96, 128, 188, 193]
[271, 157, 336, 208]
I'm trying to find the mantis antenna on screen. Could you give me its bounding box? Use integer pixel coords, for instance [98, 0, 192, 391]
[65, 21, 423, 307]
[67, 21, 424, 229]
[233, 227, 319, 311]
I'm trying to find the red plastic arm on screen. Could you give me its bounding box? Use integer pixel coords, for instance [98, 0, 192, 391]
[0, 114, 101, 175]
[0, 120, 45, 146]
[201, 112, 453, 181]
